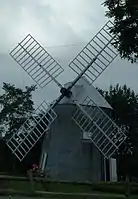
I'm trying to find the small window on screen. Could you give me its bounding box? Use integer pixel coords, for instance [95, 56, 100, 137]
[40, 152, 48, 172]
[82, 131, 92, 141]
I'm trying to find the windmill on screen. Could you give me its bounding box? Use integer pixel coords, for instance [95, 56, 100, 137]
[7, 21, 126, 175]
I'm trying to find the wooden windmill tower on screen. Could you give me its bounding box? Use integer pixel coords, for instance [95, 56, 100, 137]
[7, 20, 126, 182]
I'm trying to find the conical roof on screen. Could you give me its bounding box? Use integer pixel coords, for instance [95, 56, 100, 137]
[59, 77, 112, 109]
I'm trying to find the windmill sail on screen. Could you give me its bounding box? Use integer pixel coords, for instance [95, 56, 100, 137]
[73, 96, 126, 158]
[10, 34, 63, 88]
[69, 21, 118, 84]
[69, 21, 126, 158]
[6, 101, 57, 161]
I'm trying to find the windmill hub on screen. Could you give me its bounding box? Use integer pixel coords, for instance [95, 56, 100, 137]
[60, 87, 72, 98]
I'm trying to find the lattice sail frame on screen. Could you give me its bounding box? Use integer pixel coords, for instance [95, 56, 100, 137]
[6, 101, 57, 161]
[69, 20, 126, 158]
[8, 34, 64, 161]
[69, 21, 118, 84]
[72, 97, 126, 158]
[10, 34, 63, 88]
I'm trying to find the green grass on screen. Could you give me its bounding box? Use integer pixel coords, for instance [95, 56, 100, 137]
[0, 190, 130, 199]
[1, 175, 138, 198]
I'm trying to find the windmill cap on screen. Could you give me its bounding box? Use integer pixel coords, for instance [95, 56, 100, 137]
[59, 77, 112, 109]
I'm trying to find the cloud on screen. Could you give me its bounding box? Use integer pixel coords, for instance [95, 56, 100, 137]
[0, 0, 106, 52]
[0, 0, 138, 107]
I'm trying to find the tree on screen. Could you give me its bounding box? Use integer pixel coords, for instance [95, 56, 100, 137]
[99, 84, 138, 180]
[103, 0, 138, 63]
[0, 83, 36, 139]
[0, 83, 39, 174]
[0, 83, 51, 174]
[104, 84, 138, 155]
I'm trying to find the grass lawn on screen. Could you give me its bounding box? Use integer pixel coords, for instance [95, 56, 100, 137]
[0, 175, 138, 198]
[1, 193, 138, 199]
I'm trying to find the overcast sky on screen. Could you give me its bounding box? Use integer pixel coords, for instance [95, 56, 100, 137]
[0, 0, 138, 106]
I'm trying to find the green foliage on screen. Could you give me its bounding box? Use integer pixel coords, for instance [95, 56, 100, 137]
[104, 84, 138, 155]
[0, 83, 36, 139]
[103, 0, 138, 63]
[0, 83, 47, 173]
[98, 84, 138, 178]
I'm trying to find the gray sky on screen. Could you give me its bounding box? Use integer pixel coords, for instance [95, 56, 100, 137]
[0, 0, 138, 107]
